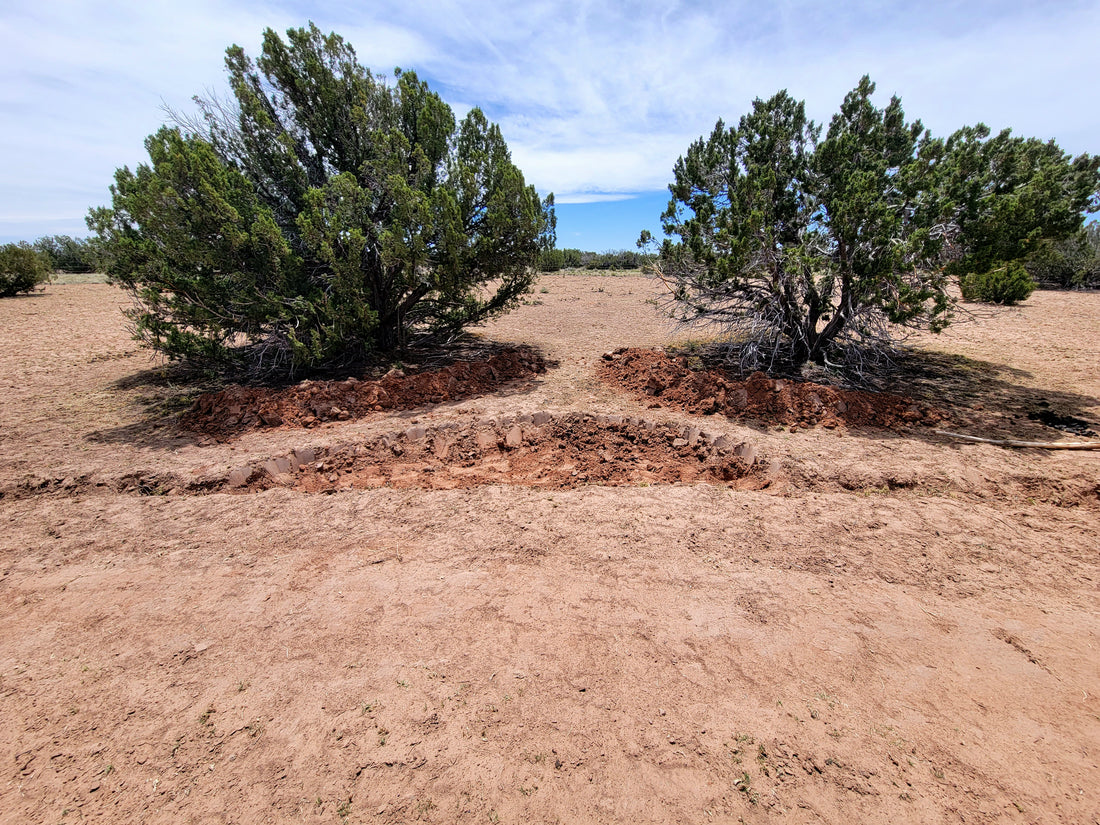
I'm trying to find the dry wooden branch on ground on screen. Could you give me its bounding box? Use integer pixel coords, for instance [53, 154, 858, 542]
[934, 430, 1100, 450]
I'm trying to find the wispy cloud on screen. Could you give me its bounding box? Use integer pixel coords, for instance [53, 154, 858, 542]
[2, 0, 1097, 240]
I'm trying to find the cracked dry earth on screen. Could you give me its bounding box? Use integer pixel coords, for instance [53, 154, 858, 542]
[1, 274, 1099, 825]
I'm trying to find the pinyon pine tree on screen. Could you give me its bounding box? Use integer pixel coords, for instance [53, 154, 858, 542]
[89, 23, 554, 377]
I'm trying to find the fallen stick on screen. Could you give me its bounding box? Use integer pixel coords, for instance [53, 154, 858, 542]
[934, 430, 1100, 450]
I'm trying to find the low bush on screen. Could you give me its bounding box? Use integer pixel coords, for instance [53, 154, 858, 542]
[0, 243, 52, 297]
[959, 261, 1036, 304]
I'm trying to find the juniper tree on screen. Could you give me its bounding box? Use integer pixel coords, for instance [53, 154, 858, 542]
[0, 243, 52, 297]
[645, 76, 1099, 377]
[89, 23, 554, 377]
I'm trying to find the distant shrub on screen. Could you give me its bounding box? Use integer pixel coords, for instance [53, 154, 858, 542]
[550, 248, 651, 271]
[1025, 221, 1100, 290]
[32, 235, 97, 273]
[583, 250, 648, 270]
[0, 243, 52, 297]
[959, 261, 1036, 304]
[538, 248, 565, 272]
[560, 248, 584, 268]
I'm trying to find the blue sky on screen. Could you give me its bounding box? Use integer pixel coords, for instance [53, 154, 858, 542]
[2, 0, 1098, 251]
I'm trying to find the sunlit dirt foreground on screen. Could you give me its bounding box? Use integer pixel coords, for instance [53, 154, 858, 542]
[1, 275, 1098, 824]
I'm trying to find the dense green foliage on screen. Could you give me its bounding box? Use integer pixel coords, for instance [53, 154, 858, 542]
[939, 126, 1099, 301]
[1025, 221, 1100, 289]
[89, 23, 553, 377]
[32, 235, 97, 273]
[0, 243, 52, 297]
[538, 248, 650, 272]
[646, 76, 1099, 374]
[958, 261, 1036, 304]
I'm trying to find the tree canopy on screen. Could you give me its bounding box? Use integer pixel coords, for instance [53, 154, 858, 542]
[89, 23, 554, 377]
[644, 76, 1099, 377]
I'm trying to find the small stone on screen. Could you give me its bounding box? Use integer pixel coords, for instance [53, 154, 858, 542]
[293, 447, 316, 466]
[672, 438, 688, 448]
[476, 430, 497, 451]
[405, 426, 427, 442]
[432, 436, 451, 460]
[263, 456, 293, 477]
[227, 467, 252, 488]
[532, 411, 552, 426]
[712, 435, 733, 452]
[734, 443, 757, 465]
[682, 425, 701, 445]
[504, 426, 523, 448]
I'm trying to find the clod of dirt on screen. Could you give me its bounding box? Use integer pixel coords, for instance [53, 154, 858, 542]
[228, 412, 774, 493]
[181, 346, 548, 440]
[600, 348, 944, 430]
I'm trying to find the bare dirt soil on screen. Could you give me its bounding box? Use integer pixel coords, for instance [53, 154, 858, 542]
[1, 274, 1098, 824]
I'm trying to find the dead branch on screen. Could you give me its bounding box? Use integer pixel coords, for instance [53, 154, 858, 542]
[934, 430, 1100, 450]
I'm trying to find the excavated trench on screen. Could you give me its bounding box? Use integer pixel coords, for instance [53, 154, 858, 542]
[6, 411, 1096, 506]
[237, 412, 775, 494]
[1, 413, 773, 499]
[5, 348, 1096, 505]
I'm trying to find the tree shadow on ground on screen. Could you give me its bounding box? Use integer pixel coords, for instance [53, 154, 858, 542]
[84, 341, 554, 450]
[83, 364, 220, 450]
[626, 342, 1098, 445]
[870, 348, 1097, 443]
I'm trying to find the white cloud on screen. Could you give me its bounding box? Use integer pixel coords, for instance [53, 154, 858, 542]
[1, 0, 1097, 240]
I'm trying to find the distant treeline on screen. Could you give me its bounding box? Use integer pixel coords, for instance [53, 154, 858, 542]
[30, 235, 98, 273]
[1027, 221, 1100, 290]
[12, 228, 1098, 289]
[538, 248, 653, 272]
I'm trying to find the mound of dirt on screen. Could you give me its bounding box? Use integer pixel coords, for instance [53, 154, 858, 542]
[601, 347, 945, 430]
[181, 346, 547, 440]
[226, 412, 774, 493]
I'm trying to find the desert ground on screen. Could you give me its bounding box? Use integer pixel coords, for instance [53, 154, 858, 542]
[1, 273, 1098, 824]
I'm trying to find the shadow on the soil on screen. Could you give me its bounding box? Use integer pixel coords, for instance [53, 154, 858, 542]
[84, 346, 553, 451]
[883, 349, 1099, 443]
[607, 345, 1099, 445]
[84, 365, 217, 450]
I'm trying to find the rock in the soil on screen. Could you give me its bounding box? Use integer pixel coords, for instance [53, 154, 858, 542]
[227, 466, 252, 488]
[734, 443, 757, 465]
[263, 456, 293, 479]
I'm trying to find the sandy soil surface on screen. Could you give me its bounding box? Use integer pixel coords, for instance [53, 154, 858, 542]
[1, 274, 1098, 824]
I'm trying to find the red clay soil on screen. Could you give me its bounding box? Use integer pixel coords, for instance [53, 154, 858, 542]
[251, 413, 772, 494]
[181, 346, 547, 440]
[601, 347, 945, 430]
